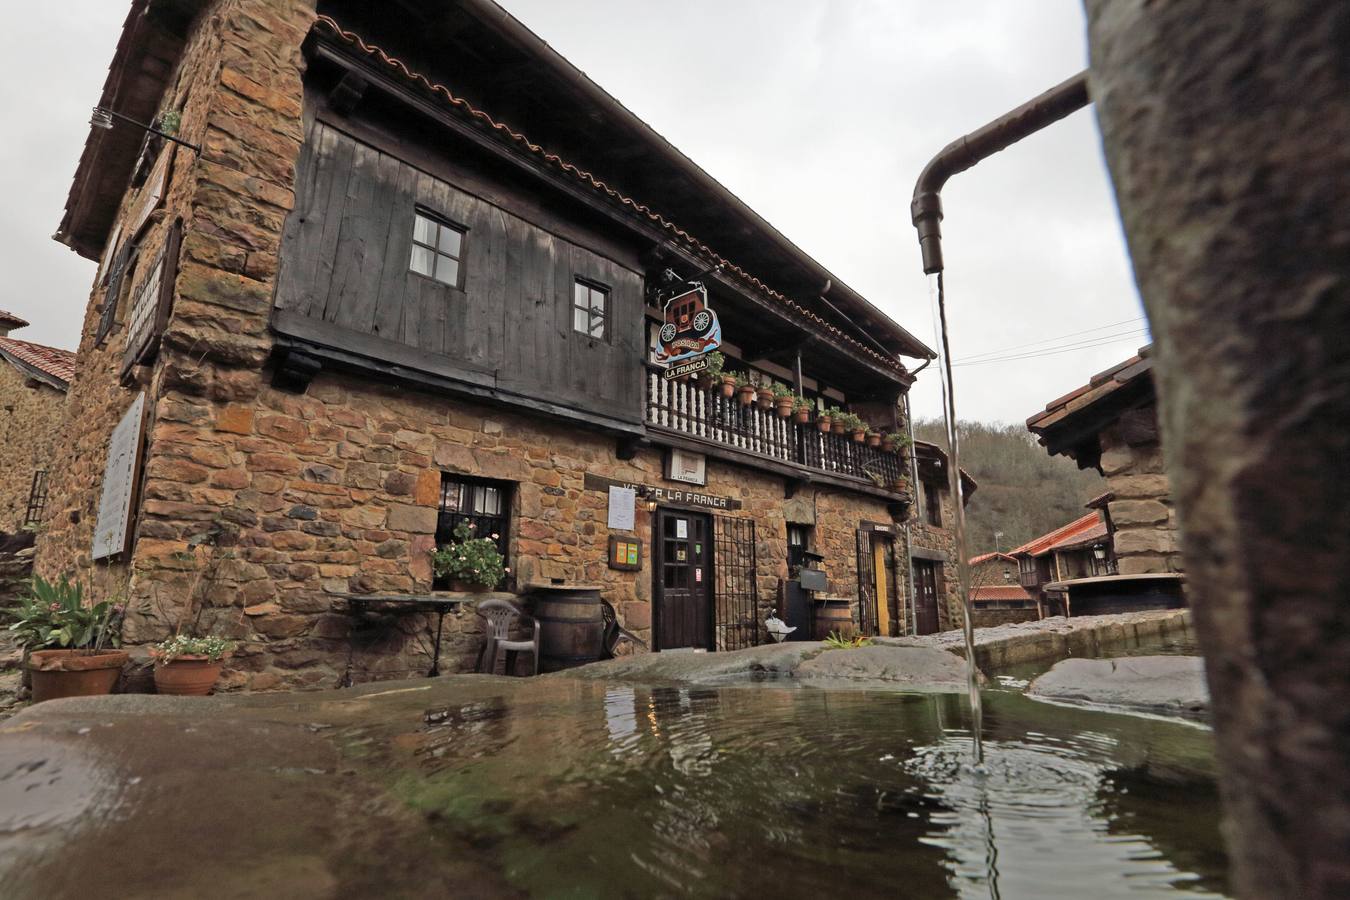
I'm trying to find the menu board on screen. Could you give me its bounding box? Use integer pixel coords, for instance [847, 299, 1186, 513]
[92, 392, 147, 560]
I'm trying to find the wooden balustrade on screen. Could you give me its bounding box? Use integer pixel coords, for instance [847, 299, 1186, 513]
[645, 370, 906, 492]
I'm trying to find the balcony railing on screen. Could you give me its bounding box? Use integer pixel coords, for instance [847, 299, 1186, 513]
[646, 371, 907, 491]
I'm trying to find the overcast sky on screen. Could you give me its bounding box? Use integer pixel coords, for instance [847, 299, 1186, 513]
[0, 0, 1146, 425]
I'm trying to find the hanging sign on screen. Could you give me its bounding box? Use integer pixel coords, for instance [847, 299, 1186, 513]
[651, 282, 722, 366]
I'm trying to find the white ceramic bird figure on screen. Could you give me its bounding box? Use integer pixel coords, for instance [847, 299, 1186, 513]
[765, 609, 796, 643]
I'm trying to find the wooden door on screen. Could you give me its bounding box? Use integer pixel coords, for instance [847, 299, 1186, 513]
[914, 559, 940, 635]
[872, 535, 893, 636]
[655, 509, 712, 650]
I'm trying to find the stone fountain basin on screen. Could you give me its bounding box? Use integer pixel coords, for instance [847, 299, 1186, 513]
[1028, 655, 1209, 719]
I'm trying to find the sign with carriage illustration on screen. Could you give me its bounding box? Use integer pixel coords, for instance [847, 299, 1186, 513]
[651, 281, 722, 369]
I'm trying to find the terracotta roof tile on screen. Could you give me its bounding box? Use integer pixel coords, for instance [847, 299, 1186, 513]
[1026, 345, 1154, 430]
[969, 552, 1016, 566]
[970, 585, 1034, 602]
[1010, 512, 1104, 558]
[0, 337, 76, 388]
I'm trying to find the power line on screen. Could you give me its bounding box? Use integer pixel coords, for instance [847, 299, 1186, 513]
[956, 316, 1147, 363]
[954, 330, 1149, 367]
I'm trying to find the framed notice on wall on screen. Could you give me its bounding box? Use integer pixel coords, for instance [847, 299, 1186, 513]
[92, 392, 148, 561]
[608, 536, 643, 571]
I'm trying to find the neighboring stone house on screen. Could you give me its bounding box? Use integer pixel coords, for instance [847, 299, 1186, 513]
[965, 552, 1036, 627]
[0, 311, 74, 534]
[39, 0, 963, 691]
[1010, 511, 1112, 616]
[1027, 346, 1182, 575]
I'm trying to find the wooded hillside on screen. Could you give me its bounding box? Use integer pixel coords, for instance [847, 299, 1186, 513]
[914, 419, 1106, 556]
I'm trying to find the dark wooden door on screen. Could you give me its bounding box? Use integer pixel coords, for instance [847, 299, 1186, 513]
[655, 509, 712, 650]
[914, 559, 940, 635]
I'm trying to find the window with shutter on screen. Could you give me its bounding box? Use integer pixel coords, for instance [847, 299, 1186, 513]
[95, 240, 134, 348]
[122, 220, 182, 379]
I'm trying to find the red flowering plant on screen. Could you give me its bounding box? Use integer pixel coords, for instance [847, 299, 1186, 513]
[430, 522, 508, 590]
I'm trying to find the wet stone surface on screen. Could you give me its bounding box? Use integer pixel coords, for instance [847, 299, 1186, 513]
[1028, 655, 1209, 719]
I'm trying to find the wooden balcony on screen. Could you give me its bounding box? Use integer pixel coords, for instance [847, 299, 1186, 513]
[645, 371, 908, 497]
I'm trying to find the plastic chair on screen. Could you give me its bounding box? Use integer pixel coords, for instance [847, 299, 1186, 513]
[475, 599, 540, 676]
[601, 599, 648, 658]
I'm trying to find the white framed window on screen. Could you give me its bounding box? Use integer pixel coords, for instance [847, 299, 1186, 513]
[573, 278, 609, 340]
[410, 209, 466, 288]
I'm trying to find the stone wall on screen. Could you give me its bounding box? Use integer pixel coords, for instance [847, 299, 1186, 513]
[1099, 402, 1181, 574]
[893, 478, 963, 635]
[0, 362, 66, 532]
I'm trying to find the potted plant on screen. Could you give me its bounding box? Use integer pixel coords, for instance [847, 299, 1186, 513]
[6, 575, 127, 703]
[771, 382, 795, 418]
[735, 374, 757, 407]
[698, 351, 724, 391]
[755, 382, 774, 410]
[882, 431, 901, 452]
[828, 406, 848, 435]
[792, 395, 813, 425]
[866, 427, 882, 448]
[431, 521, 508, 592]
[816, 407, 832, 432]
[851, 419, 868, 444]
[151, 635, 236, 696]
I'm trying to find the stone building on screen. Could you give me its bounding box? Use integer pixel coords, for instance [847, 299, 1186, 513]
[1027, 346, 1182, 575]
[39, 0, 967, 691]
[0, 311, 74, 534]
[965, 552, 1036, 627]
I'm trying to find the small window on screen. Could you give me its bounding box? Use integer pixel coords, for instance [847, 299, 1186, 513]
[437, 474, 511, 562]
[410, 209, 465, 288]
[923, 479, 943, 527]
[787, 524, 813, 571]
[573, 279, 609, 340]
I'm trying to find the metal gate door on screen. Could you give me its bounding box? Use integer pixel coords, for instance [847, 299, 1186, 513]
[713, 516, 759, 651]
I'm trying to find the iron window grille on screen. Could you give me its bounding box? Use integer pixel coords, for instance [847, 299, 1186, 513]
[573, 278, 609, 341]
[410, 209, 466, 288]
[24, 470, 49, 528]
[436, 475, 512, 574]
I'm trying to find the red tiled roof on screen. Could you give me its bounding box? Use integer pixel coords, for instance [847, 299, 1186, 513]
[0, 309, 29, 330]
[1026, 345, 1154, 431]
[969, 552, 1016, 566]
[1046, 519, 1108, 553]
[0, 337, 76, 388]
[970, 585, 1033, 602]
[1010, 512, 1104, 558]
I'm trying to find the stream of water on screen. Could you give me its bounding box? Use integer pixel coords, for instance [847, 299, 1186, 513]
[928, 270, 985, 764]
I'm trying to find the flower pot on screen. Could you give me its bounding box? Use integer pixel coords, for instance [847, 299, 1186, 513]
[867, 433, 882, 447]
[794, 409, 811, 424]
[27, 649, 129, 703]
[737, 385, 756, 406]
[851, 429, 867, 443]
[153, 653, 231, 696]
[832, 421, 847, 435]
[774, 397, 794, 418]
[696, 373, 718, 391]
[446, 577, 490, 593]
[883, 438, 898, 453]
[720, 376, 737, 398]
[756, 389, 774, 410]
[816, 416, 832, 433]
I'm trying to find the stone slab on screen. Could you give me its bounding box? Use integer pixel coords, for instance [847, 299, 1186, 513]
[1028, 655, 1209, 718]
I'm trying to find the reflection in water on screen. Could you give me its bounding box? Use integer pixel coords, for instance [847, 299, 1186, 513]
[384, 683, 1229, 898]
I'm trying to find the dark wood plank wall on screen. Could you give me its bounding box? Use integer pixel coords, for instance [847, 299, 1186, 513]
[274, 119, 646, 423]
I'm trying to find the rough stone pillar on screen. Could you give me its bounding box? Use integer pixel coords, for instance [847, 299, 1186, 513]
[1084, 2, 1350, 896]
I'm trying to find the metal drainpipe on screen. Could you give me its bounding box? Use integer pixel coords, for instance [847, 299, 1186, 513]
[901, 359, 930, 635]
[911, 71, 1090, 275]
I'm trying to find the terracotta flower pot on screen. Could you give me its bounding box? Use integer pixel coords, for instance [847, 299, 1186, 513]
[696, 373, 717, 391]
[832, 421, 847, 435]
[867, 433, 882, 447]
[27, 649, 129, 703]
[852, 429, 867, 443]
[154, 653, 230, 696]
[737, 385, 756, 406]
[756, 389, 774, 410]
[774, 397, 794, 418]
[794, 409, 811, 424]
[816, 416, 832, 433]
[720, 376, 736, 398]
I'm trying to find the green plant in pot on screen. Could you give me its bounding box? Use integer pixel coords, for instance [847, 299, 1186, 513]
[865, 426, 882, 448]
[150, 522, 240, 696]
[431, 521, 508, 592]
[827, 406, 848, 435]
[734, 373, 757, 407]
[792, 395, 813, 425]
[770, 382, 795, 418]
[697, 351, 724, 391]
[6, 575, 127, 703]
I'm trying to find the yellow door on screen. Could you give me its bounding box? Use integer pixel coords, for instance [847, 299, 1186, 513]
[873, 538, 891, 636]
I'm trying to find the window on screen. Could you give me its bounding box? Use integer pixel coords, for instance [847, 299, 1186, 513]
[787, 524, 813, 571]
[410, 209, 465, 288]
[436, 474, 511, 563]
[923, 479, 943, 527]
[573, 279, 609, 340]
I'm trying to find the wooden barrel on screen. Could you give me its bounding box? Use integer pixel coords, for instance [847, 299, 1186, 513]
[812, 598, 854, 641]
[531, 585, 606, 672]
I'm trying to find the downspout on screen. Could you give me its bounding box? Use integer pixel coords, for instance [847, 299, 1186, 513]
[901, 358, 930, 634]
[911, 71, 1090, 274]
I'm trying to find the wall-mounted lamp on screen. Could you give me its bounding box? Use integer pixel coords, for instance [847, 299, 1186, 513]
[635, 486, 659, 512]
[1092, 543, 1108, 562]
[90, 106, 202, 154]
